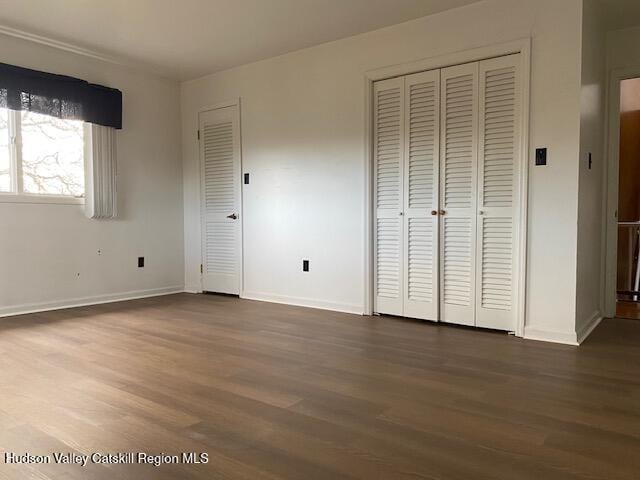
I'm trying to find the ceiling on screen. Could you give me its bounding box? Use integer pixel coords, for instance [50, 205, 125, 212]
[0, 0, 482, 81]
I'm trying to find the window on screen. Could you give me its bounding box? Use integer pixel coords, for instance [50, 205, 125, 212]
[0, 107, 85, 202]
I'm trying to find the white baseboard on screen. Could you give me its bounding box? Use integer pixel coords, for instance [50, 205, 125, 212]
[523, 311, 603, 346]
[183, 285, 202, 294]
[523, 326, 579, 346]
[576, 311, 602, 344]
[241, 291, 364, 315]
[0, 286, 185, 318]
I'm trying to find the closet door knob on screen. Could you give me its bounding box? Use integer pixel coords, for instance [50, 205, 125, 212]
[431, 210, 438, 216]
[439, 210, 446, 215]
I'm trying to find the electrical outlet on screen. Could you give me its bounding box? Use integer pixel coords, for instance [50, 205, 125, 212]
[302, 259, 309, 272]
[138, 257, 145, 268]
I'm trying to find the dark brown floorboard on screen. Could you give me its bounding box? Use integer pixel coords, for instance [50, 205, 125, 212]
[616, 300, 640, 320]
[0, 293, 638, 479]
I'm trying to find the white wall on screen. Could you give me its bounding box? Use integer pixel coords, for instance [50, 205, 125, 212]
[182, 0, 584, 339]
[575, 0, 607, 340]
[0, 34, 184, 315]
[607, 26, 640, 71]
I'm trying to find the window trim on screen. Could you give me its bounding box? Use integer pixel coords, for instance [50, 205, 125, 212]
[0, 192, 84, 205]
[0, 108, 86, 205]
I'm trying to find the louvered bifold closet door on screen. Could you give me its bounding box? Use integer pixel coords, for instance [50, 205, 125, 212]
[199, 106, 242, 294]
[374, 77, 405, 316]
[439, 63, 479, 326]
[403, 70, 440, 321]
[475, 55, 521, 331]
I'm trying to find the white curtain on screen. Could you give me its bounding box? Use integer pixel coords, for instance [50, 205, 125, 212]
[85, 123, 117, 219]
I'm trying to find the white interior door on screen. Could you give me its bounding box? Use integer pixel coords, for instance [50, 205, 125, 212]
[199, 105, 241, 294]
[475, 55, 521, 331]
[374, 77, 405, 316]
[439, 62, 479, 326]
[403, 70, 440, 321]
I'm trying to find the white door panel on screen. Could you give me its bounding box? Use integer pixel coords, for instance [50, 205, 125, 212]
[476, 55, 521, 331]
[403, 70, 440, 321]
[439, 63, 479, 326]
[374, 77, 405, 316]
[199, 106, 241, 294]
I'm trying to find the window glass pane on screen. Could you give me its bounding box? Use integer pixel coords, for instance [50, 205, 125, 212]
[0, 108, 10, 192]
[21, 111, 84, 196]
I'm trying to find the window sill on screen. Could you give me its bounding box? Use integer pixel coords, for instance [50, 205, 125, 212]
[0, 193, 85, 205]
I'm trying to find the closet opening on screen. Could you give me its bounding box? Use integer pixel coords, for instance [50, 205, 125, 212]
[367, 46, 529, 337]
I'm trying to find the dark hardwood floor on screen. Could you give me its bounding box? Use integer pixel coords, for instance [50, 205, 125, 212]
[0, 293, 639, 479]
[616, 300, 640, 320]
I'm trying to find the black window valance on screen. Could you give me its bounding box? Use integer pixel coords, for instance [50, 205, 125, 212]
[0, 62, 122, 129]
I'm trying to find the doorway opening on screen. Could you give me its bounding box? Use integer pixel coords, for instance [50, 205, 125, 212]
[616, 77, 640, 319]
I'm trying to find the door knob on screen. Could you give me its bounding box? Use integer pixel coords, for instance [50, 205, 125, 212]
[478, 210, 484, 216]
[431, 210, 438, 216]
[227, 213, 238, 220]
[439, 210, 446, 215]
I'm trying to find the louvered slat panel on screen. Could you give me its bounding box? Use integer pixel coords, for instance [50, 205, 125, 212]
[376, 87, 402, 210]
[444, 74, 474, 209]
[440, 63, 477, 326]
[408, 81, 436, 209]
[200, 105, 240, 295]
[476, 54, 521, 331]
[374, 78, 404, 315]
[443, 217, 472, 306]
[203, 121, 235, 212]
[480, 218, 513, 309]
[377, 218, 401, 298]
[407, 218, 433, 301]
[403, 70, 439, 321]
[205, 222, 236, 274]
[483, 66, 516, 207]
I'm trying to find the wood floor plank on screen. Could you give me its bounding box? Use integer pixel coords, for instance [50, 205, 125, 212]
[0, 293, 639, 479]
